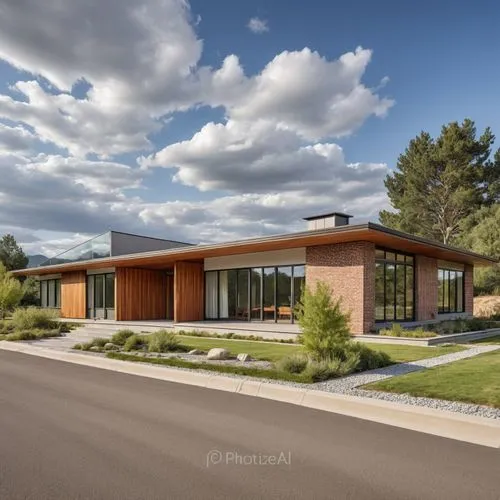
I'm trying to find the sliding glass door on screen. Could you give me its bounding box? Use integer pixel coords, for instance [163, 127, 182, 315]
[204, 265, 305, 323]
[87, 273, 115, 319]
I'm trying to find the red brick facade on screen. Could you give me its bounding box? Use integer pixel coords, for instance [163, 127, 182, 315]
[415, 255, 438, 321]
[306, 243, 475, 334]
[464, 264, 474, 315]
[306, 242, 375, 335]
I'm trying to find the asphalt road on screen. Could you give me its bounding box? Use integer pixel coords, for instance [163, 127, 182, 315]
[0, 351, 498, 500]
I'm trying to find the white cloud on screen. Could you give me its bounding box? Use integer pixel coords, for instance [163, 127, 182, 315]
[143, 119, 389, 196]
[0, 0, 394, 255]
[248, 17, 269, 34]
[0, 122, 43, 153]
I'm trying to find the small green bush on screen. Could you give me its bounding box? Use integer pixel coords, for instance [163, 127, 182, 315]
[379, 324, 436, 338]
[79, 342, 94, 351]
[276, 353, 309, 374]
[295, 282, 351, 360]
[303, 353, 360, 382]
[5, 329, 62, 341]
[111, 329, 135, 346]
[123, 334, 148, 352]
[91, 337, 110, 348]
[11, 307, 60, 330]
[347, 343, 392, 371]
[148, 330, 188, 353]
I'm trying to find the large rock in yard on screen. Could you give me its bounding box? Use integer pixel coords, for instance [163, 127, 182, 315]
[237, 353, 252, 362]
[89, 346, 101, 352]
[104, 343, 118, 351]
[207, 348, 230, 360]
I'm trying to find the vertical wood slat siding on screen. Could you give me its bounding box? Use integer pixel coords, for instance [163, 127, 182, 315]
[61, 271, 86, 319]
[166, 274, 174, 320]
[174, 261, 204, 322]
[115, 268, 167, 321]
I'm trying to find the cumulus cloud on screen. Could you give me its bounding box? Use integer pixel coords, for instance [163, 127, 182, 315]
[0, 122, 43, 153]
[0, 0, 394, 254]
[248, 17, 269, 34]
[143, 119, 389, 196]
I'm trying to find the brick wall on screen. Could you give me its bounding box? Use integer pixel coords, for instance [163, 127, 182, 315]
[464, 264, 474, 315]
[415, 255, 438, 321]
[305, 242, 375, 334]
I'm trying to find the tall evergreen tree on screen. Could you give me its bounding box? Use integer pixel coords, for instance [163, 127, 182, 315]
[0, 234, 29, 271]
[380, 119, 497, 244]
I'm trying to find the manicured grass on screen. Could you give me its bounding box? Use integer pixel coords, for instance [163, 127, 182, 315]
[472, 335, 500, 344]
[363, 350, 500, 408]
[175, 335, 464, 363]
[106, 352, 312, 383]
[363, 343, 465, 363]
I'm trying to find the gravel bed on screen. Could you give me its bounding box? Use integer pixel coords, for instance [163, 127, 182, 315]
[130, 351, 273, 369]
[349, 388, 500, 420]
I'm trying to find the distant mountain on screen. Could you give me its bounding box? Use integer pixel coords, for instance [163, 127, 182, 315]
[27, 254, 48, 268]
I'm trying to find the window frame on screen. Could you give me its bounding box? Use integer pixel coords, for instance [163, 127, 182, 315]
[39, 278, 61, 309]
[203, 264, 305, 324]
[375, 247, 415, 323]
[437, 267, 465, 314]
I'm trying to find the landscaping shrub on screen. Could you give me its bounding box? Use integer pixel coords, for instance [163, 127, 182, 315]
[5, 329, 63, 341]
[123, 334, 148, 352]
[11, 307, 59, 330]
[0, 263, 24, 318]
[275, 353, 309, 374]
[111, 329, 135, 346]
[347, 343, 392, 371]
[295, 282, 350, 360]
[91, 337, 109, 348]
[148, 330, 188, 353]
[379, 324, 436, 338]
[176, 329, 297, 344]
[303, 354, 359, 382]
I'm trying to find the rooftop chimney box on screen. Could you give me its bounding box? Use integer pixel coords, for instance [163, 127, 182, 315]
[303, 212, 353, 230]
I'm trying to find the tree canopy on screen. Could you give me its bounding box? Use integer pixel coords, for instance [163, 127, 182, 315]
[0, 234, 28, 271]
[380, 119, 499, 245]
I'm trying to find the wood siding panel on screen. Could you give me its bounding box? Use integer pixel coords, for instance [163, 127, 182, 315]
[174, 261, 204, 322]
[115, 268, 167, 320]
[61, 271, 86, 319]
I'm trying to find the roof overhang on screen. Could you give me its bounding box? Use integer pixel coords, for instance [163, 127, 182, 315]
[13, 223, 497, 277]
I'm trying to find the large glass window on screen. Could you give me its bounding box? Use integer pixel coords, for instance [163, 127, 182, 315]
[438, 268, 464, 313]
[250, 268, 262, 320]
[276, 267, 292, 323]
[375, 249, 414, 322]
[39, 278, 61, 308]
[205, 271, 218, 319]
[205, 264, 305, 323]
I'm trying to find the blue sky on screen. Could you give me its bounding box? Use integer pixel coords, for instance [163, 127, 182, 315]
[0, 0, 498, 256]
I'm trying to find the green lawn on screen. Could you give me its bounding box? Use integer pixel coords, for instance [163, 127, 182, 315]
[363, 350, 500, 408]
[176, 335, 465, 363]
[472, 335, 500, 344]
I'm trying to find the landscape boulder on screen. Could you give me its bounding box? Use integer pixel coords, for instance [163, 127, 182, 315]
[89, 346, 101, 352]
[237, 353, 252, 362]
[207, 348, 230, 360]
[104, 342, 118, 351]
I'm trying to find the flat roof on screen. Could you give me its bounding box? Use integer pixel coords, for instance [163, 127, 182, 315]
[13, 222, 497, 276]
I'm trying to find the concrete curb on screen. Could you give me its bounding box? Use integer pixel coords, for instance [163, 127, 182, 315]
[1, 341, 499, 449]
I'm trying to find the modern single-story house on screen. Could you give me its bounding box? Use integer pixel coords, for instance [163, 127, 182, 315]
[13, 213, 496, 334]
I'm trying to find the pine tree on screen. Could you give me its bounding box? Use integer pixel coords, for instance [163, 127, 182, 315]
[380, 119, 497, 245]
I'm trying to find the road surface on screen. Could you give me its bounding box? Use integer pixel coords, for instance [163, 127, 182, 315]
[0, 351, 498, 500]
